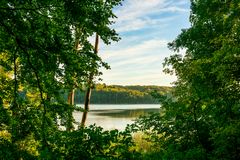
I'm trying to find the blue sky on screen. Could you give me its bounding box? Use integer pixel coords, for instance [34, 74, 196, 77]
[98, 0, 190, 86]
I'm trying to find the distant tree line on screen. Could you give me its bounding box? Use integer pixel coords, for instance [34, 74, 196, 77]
[71, 84, 172, 104]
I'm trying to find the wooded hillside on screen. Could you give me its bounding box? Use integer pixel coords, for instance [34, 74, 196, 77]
[74, 84, 172, 104]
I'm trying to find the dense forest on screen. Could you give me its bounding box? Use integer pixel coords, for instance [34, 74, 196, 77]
[0, 0, 240, 159]
[73, 84, 171, 104]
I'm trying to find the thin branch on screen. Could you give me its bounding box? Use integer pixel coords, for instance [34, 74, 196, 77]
[13, 46, 18, 112]
[0, 7, 43, 11]
[0, 4, 61, 11]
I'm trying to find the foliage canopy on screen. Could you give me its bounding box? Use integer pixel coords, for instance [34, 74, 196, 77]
[0, 0, 141, 159]
[132, 0, 240, 159]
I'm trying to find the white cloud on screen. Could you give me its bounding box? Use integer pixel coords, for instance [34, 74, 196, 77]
[100, 69, 176, 86]
[100, 39, 168, 60]
[113, 0, 189, 33]
[115, 0, 166, 21]
[115, 16, 176, 32]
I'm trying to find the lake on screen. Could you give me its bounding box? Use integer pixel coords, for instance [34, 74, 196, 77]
[74, 104, 160, 130]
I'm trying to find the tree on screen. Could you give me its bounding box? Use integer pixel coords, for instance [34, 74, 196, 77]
[81, 33, 99, 126]
[132, 0, 240, 159]
[0, 0, 124, 158]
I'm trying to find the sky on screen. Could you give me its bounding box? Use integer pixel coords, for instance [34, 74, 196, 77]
[98, 0, 191, 86]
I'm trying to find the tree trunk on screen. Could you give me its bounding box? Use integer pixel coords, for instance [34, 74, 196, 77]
[81, 33, 99, 126]
[67, 90, 75, 105]
[81, 87, 91, 126]
[66, 89, 74, 131]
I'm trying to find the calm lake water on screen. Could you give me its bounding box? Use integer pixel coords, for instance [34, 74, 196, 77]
[74, 104, 160, 130]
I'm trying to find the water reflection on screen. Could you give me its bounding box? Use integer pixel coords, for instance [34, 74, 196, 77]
[73, 105, 160, 130]
[92, 109, 159, 118]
